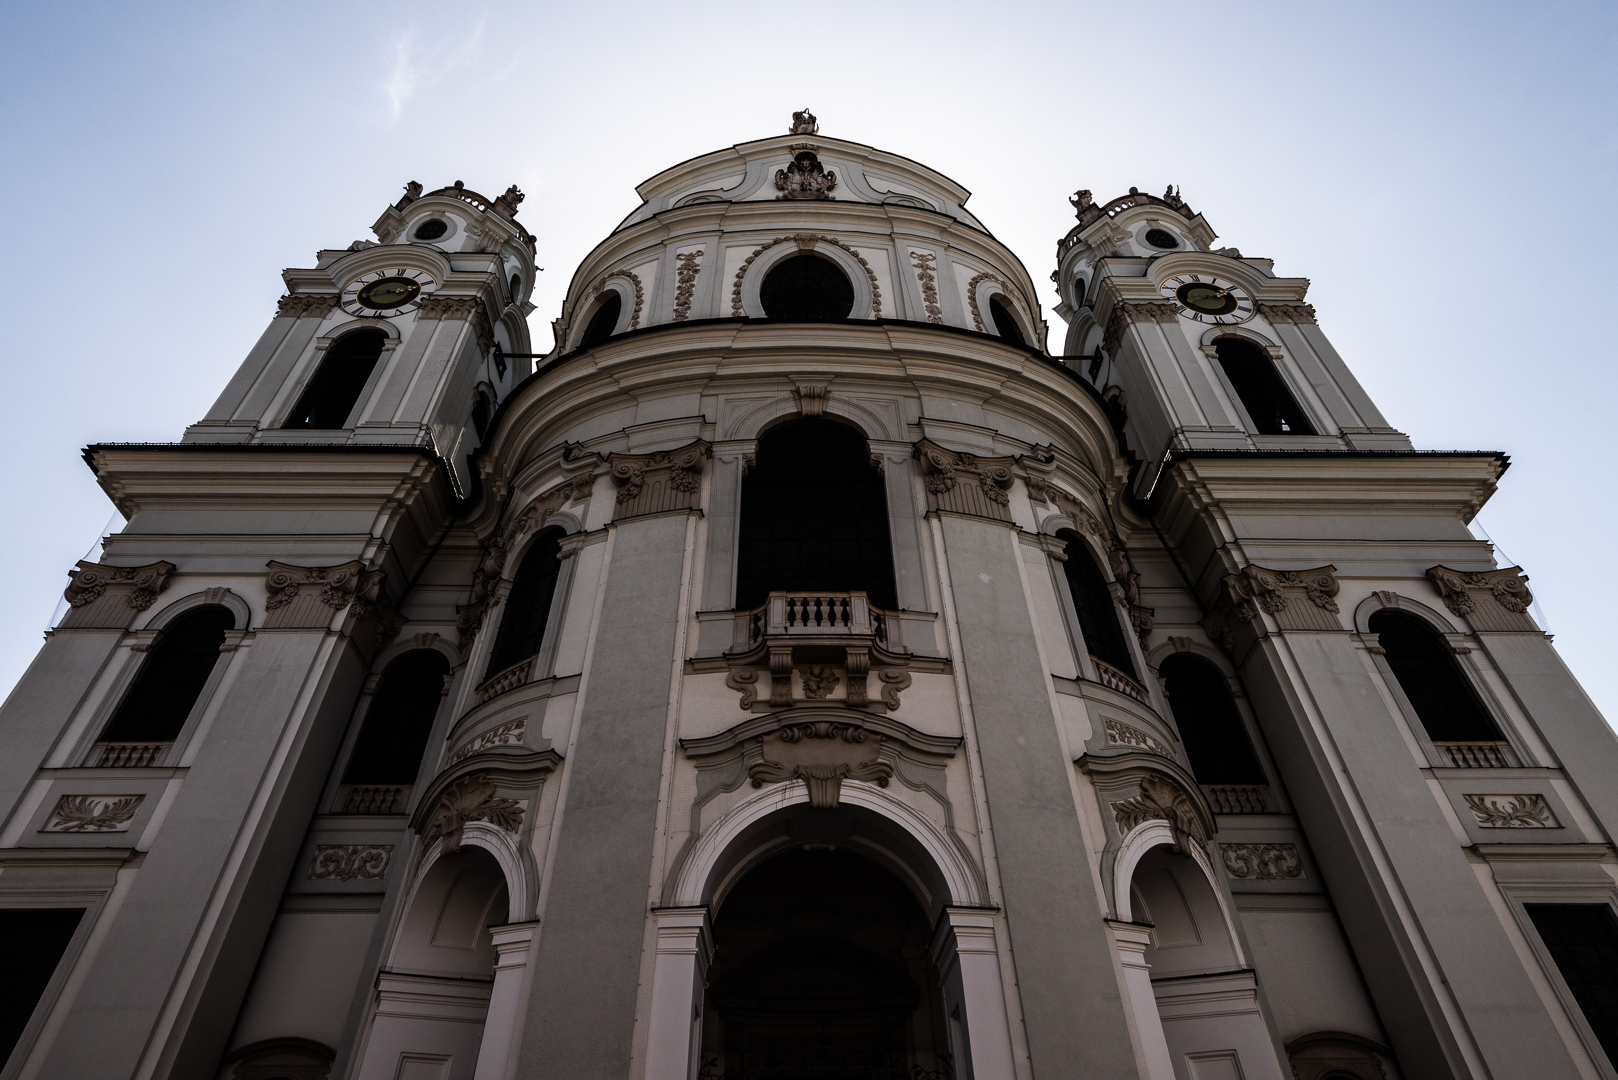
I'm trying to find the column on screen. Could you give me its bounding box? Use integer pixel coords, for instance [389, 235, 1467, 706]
[929, 909, 1017, 1080]
[643, 908, 713, 1080]
[473, 921, 539, 1080]
[1107, 920, 1175, 1080]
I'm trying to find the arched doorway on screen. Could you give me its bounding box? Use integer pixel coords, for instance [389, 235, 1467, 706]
[700, 847, 951, 1080]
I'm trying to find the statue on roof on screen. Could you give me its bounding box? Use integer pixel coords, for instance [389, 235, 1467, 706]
[1069, 189, 1094, 217]
[789, 108, 819, 136]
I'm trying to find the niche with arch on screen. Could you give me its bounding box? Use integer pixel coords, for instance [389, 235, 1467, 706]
[95, 605, 235, 764]
[1056, 531, 1137, 681]
[759, 253, 854, 321]
[337, 649, 452, 814]
[578, 292, 622, 349]
[700, 846, 951, 1079]
[1369, 609, 1504, 746]
[736, 419, 897, 611]
[283, 329, 387, 430]
[484, 528, 566, 682]
[1213, 337, 1314, 436]
[356, 846, 509, 1080]
[988, 298, 1025, 345]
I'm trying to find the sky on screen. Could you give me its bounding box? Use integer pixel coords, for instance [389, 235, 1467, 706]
[1, 1, 1616, 718]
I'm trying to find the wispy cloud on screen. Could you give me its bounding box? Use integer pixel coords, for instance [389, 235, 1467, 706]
[383, 16, 487, 122]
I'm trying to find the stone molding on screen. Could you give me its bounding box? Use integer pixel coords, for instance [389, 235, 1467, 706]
[909, 250, 944, 324]
[61, 560, 176, 629]
[790, 378, 831, 417]
[1220, 843, 1303, 881]
[1078, 750, 1215, 857]
[608, 439, 709, 520]
[1202, 564, 1342, 653]
[419, 295, 495, 355]
[307, 844, 393, 882]
[457, 477, 588, 648]
[730, 234, 881, 317]
[591, 268, 645, 331]
[1102, 300, 1179, 359]
[1426, 565, 1535, 631]
[1105, 718, 1169, 757]
[1110, 773, 1206, 855]
[1257, 302, 1317, 325]
[965, 271, 1011, 334]
[263, 561, 402, 651]
[275, 294, 338, 320]
[774, 147, 837, 200]
[915, 439, 1016, 522]
[1464, 794, 1559, 828]
[422, 775, 524, 854]
[411, 750, 562, 855]
[45, 793, 144, 832]
[450, 717, 526, 764]
[671, 251, 703, 322]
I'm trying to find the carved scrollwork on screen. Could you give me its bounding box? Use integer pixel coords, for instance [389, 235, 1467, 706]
[308, 844, 393, 882]
[1464, 793, 1558, 828]
[1220, 842, 1303, 880]
[45, 794, 144, 832]
[775, 148, 837, 201]
[1202, 564, 1343, 652]
[1105, 718, 1169, 756]
[62, 560, 176, 626]
[607, 440, 710, 518]
[1110, 773, 1206, 854]
[914, 440, 1018, 522]
[1426, 565, 1535, 630]
[424, 775, 524, 854]
[1257, 303, 1317, 325]
[276, 294, 338, 319]
[747, 720, 894, 809]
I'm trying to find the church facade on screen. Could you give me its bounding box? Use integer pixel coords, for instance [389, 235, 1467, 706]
[2, 112, 1616, 1080]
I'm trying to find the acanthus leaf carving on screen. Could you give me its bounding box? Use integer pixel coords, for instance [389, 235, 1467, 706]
[1220, 842, 1303, 880]
[607, 440, 710, 517]
[1202, 564, 1342, 651]
[1110, 773, 1205, 854]
[276, 294, 338, 320]
[747, 721, 894, 809]
[425, 775, 524, 854]
[63, 560, 176, 614]
[308, 844, 393, 882]
[914, 440, 1017, 522]
[450, 718, 527, 764]
[1464, 793, 1558, 829]
[1426, 565, 1534, 628]
[46, 794, 144, 832]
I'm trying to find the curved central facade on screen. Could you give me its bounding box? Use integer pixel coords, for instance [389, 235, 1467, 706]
[4, 115, 1616, 1080]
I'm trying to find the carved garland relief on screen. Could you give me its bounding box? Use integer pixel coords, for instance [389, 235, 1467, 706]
[672, 251, 703, 322]
[308, 844, 393, 882]
[909, 251, 944, 324]
[590, 268, 645, 331]
[731, 235, 881, 318]
[964, 271, 1030, 335]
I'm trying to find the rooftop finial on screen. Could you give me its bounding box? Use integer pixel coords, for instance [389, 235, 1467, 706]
[1069, 189, 1093, 218]
[789, 108, 819, 136]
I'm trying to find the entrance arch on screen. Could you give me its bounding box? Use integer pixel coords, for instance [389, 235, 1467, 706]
[647, 793, 1015, 1080]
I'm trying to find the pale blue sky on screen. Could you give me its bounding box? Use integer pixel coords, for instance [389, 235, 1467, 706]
[2, 1, 1615, 716]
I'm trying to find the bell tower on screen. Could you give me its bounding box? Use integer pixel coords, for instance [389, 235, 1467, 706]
[1052, 186, 1410, 496]
[184, 180, 539, 492]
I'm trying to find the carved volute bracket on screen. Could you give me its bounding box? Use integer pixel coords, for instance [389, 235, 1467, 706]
[1201, 564, 1343, 655]
[275, 294, 338, 320]
[263, 559, 401, 656]
[1426, 565, 1536, 631]
[607, 439, 710, 520]
[60, 560, 177, 629]
[1078, 751, 1214, 857]
[1101, 301, 1180, 360]
[914, 439, 1016, 523]
[682, 712, 959, 811]
[411, 749, 562, 855]
[790, 378, 832, 418]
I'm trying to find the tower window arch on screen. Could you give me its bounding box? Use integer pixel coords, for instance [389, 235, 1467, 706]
[1213, 337, 1314, 435]
[1369, 609, 1501, 742]
[283, 329, 387, 430]
[341, 649, 452, 788]
[736, 419, 896, 610]
[100, 605, 235, 745]
[579, 293, 622, 349]
[989, 298, 1026, 345]
[1159, 654, 1266, 785]
[485, 528, 566, 679]
[1056, 531, 1136, 679]
[759, 254, 854, 321]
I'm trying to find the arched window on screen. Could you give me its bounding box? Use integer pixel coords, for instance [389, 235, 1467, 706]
[283, 329, 386, 429]
[101, 606, 234, 744]
[1213, 337, 1314, 435]
[1159, 654, 1266, 784]
[342, 650, 452, 787]
[485, 528, 565, 679]
[1525, 904, 1618, 1068]
[989, 298, 1025, 345]
[1369, 610, 1500, 741]
[1057, 531, 1136, 679]
[579, 293, 622, 349]
[737, 419, 896, 610]
[471, 394, 491, 441]
[759, 254, 854, 321]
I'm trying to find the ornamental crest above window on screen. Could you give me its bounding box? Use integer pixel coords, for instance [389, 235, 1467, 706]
[776, 148, 837, 201]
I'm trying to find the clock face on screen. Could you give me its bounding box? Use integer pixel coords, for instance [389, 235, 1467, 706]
[1159, 274, 1253, 325]
[341, 268, 437, 317]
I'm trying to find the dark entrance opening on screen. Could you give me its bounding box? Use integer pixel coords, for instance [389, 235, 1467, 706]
[701, 847, 951, 1080]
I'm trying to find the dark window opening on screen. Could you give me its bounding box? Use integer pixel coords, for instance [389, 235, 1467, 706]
[1144, 228, 1179, 249]
[1073, 277, 1089, 307]
[1160, 654, 1266, 784]
[737, 419, 896, 610]
[1213, 337, 1314, 435]
[341, 650, 452, 786]
[1527, 904, 1618, 1068]
[485, 528, 566, 679]
[1057, 531, 1136, 679]
[413, 218, 448, 241]
[579, 294, 622, 349]
[101, 606, 234, 743]
[759, 254, 854, 321]
[509, 273, 521, 302]
[989, 298, 1025, 345]
[471, 396, 491, 440]
[283, 329, 386, 430]
[1369, 610, 1500, 742]
[0, 908, 84, 1066]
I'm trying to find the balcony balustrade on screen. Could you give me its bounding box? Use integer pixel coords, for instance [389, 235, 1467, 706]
[90, 741, 171, 768]
[1433, 741, 1519, 768]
